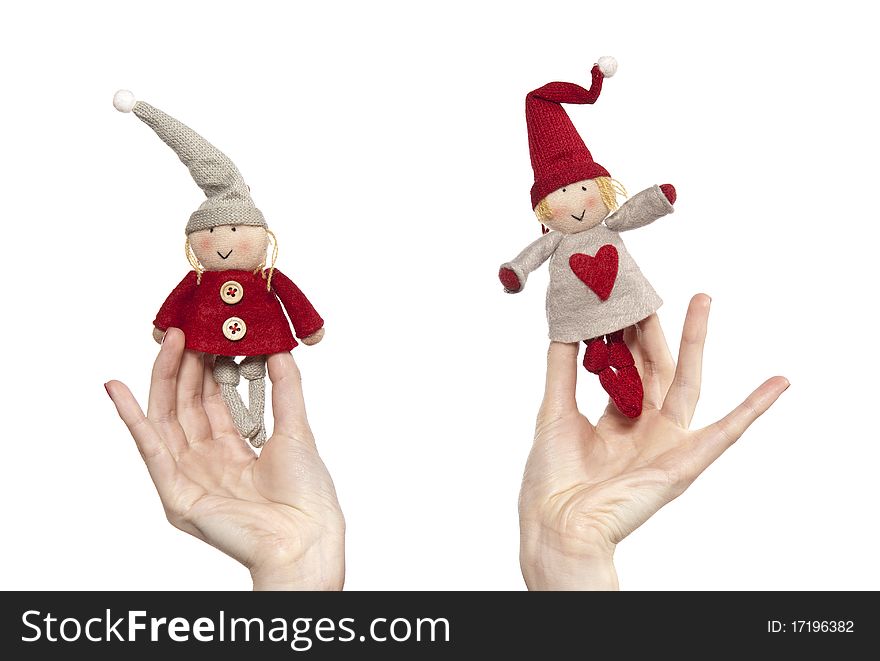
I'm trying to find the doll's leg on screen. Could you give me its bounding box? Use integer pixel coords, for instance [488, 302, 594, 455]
[604, 330, 643, 418]
[582, 332, 644, 418]
[213, 356, 258, 438]
[240, 355, 267, 448]
[605, 330, 634, 368]
[583, 336, 610, 373]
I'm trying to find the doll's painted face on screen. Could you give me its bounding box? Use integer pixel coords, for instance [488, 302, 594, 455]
[189, 225, 268, 271]
[538, 178, 609, 234]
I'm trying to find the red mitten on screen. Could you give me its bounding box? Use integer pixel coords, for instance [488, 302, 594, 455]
[499, 267, 522, 292]
[660, 183, 676, 205]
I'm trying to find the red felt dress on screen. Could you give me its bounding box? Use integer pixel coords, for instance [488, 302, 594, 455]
[154, 269, 323, 357]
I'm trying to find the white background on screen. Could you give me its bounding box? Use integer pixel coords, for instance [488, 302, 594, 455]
[2, 0, 877, 591]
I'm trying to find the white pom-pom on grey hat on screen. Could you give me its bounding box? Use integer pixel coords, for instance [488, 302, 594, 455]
[113, 89, 137, 113]
[597, 56, 618, 78]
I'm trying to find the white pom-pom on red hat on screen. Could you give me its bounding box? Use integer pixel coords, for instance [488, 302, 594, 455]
[113, 90, 137, 113]
[597, 56, 618, 78]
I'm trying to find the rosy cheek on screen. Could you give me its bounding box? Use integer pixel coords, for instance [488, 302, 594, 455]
[196, 237, 211, 252]
[585, 197, 597, 209]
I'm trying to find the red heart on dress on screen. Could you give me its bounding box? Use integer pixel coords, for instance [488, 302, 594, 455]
[569, 244, 619, 301]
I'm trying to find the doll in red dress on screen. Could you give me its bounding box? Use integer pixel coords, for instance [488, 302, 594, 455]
[114, 90, 324, 447]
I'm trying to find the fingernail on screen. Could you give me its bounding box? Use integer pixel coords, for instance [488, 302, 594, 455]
[104, 382, 111, 398]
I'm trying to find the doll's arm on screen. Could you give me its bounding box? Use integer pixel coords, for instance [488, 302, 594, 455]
[152, 271, 198, 342]
[604, 184, 676, 233]
[270, 270, 325, 344]
[499, 231, 564, 293]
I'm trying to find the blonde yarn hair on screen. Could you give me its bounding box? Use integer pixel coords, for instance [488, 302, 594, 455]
[534, 198, 553, 222]
[184, 228, 278, 290]
[595, 177, 627, 212]
[255, 229, 279, 291]
[533, 177, 628, 225]
[184, 237, 205, 284]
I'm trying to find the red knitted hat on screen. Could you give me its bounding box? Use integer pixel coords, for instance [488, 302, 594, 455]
[527, 57, 617, 209]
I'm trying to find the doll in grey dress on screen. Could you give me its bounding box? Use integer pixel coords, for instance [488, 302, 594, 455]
[499, 58, 677, 418]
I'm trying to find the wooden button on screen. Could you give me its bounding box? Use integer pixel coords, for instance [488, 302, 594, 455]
[220, 280, 243, 304]
[222, 317, 247, 341]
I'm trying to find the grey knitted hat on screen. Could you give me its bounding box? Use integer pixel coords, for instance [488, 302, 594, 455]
[113, 90, 267, 235]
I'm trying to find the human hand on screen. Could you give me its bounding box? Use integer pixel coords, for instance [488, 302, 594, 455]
[300, 328, 325, 346]
[519, 295, 788, 590]
[106, 328, 345, 590]
[499, 267, 523, 293]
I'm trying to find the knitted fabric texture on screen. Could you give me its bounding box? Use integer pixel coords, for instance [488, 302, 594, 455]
[213, 356, 268, 447]
[154, 269, 323, 356]
[583, 334, 643, 418]
[214, 356, 259, 440]
[501, 185, 673, 341]
[240, 355, 267, 447]
[599, 365, 643, 418]
[130, 100, 266, 234]
[583, 336, 611, 372]
[527, 64, 610, 209]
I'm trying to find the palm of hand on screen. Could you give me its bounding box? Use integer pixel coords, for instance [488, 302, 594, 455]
[520, 296, 787, 585]
[108, 329, 344, 590]
[525, 402, 702, 549]
[168, 427, 340, 576]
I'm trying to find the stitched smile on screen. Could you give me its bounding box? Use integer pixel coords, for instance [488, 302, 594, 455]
[218, 249, 233, 259]
[571, 210, 586, 221]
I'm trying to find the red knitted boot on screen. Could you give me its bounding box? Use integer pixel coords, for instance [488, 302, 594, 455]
[604, 330, 643, 418]
[583, 334, 642, 418]
[583, 336, 610, 373]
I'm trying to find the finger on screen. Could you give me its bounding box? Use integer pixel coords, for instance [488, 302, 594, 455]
[541, 341, 579, 417]
[201, 355, 240, 439]
[146, 327, 188, 455]
[694, 376, 789, 470]
[662, 294, 711, 427]
[633, 315, 675, 410]
[268, 352, 314, 446]
[106, 380, 178, 500]
[623, 325, 642, 372]
[176, 349, 212, 443]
